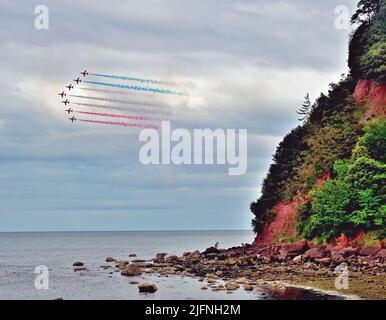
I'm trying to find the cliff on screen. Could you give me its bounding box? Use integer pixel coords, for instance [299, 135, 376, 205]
[250, 0, 386, 245]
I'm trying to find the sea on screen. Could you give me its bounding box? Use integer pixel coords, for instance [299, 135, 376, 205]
[0, 230, 343, 300]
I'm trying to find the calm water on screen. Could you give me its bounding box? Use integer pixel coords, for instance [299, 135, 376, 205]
[0, 231, 342, 300]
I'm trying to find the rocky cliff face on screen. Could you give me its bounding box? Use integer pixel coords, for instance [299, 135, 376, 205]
[252, 81, 385, 245]
[253, 173, 332, 245]
[354, 79, 386, 120]
[250, 2, 385, 245]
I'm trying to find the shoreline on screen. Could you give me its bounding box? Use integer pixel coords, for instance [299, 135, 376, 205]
[107, 241, 386, 300]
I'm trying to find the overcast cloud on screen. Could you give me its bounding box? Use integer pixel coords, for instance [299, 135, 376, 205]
[0, 0, 357, 231]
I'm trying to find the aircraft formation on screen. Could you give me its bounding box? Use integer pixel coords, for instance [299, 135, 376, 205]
[58, 70, 184, 129]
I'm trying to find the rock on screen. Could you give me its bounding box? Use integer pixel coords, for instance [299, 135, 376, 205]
[166, 255, 179, 263]
[121, 265, 143, 277]
[203, 247, 220, 255]
[131, 259, 146, 263]
[73, 267, 88, 272]
[205, 253, 218, 259]
[72, 262, 84, 267]
[115, 260, 129, 267]
[303, 247, 325, 261]
[106, 257, 116, 262]
[287, 240, 309, 254]
[244, 284, 254, 291]
[331, 252, 345, 264]
[225, 282, 240, 291]
[138, 283, 158, 293]
[278, 250, 289, 261]
[293, 255, 302, 263]
[207, 278, 216, 284]
[225, 258, 238, 265]
[339, 246, 359, 257]
[359, 246, 381, 256]
[128, 253, 137, 257]
[53, 297, 63, 300]
[128, 280, 139, 285]
[201, 286, 208, 290]
[315, 257, 332, 266]
[154, 253, 167, 263]
[375, 249, 386, 262]
[235, 277, 249, 285]
[183, 251, 191, 256]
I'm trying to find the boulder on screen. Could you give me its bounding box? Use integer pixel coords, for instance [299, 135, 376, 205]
[293, 255, 303, 263]
[331, 252, 345, 264]
[72, 262, 84, 267]
[339, 246, 359, 257]
[278, 250, 289, 261]
[303, 247, 324, 261]
[73, 267, 88, 272]
[138, 283, 158, 293]
[154, 253, 167, 263]
[315, 257, 332, 266]
[375, 249, 386, 262]
[183, 251, 191, 256]
[359, 246, 381, 256]
[287, 240, 309, 254]
[166, 255, 179, 263]
[128, 253, 137, 257]
[225, 282, 240, 291]
[121, 265, 143, 277]
[203, 247, 220, 255]
[205, 253, 219, 259]
[106, 257, 116, 262]
[115, 260, 129, 267]
[128, 280, 139, 285]
[244, 284, 254, 291]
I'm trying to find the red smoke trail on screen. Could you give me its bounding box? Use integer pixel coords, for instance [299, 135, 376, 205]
[74, 110, 158, 122]
[78, 119, 159, 130]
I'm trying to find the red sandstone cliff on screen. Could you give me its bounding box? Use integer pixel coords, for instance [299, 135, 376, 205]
[253, 80, 384, 246]
[354, 79, 386, 120]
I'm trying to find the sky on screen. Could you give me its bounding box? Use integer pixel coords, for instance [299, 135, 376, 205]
[0, 0, 358, 231]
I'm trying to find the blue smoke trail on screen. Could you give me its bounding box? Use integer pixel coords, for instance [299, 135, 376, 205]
[90, 73, 176, 87]
[84, 80, 186, 96]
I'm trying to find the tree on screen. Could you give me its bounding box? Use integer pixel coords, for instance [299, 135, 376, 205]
[351, 0, 383, 24]
[297, 93, 311, 123]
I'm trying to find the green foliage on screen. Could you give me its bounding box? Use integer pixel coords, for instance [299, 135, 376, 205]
[357, 119, 386, 162]
[349, 0, 386, 82]
[360, 42, 386, 82]
[297, 122, 386, 240]
[297, 93, 311, 123]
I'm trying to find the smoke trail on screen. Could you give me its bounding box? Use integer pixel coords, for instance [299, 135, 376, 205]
[74, 110, 158, 122]
[68, 94, 164, 108]
[90, 73, 176, 87]
[77, 87, 158, 98]
[78, 119, 159, 130]
[84, 80, 187, 96]
[72, 102, 172, 116]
